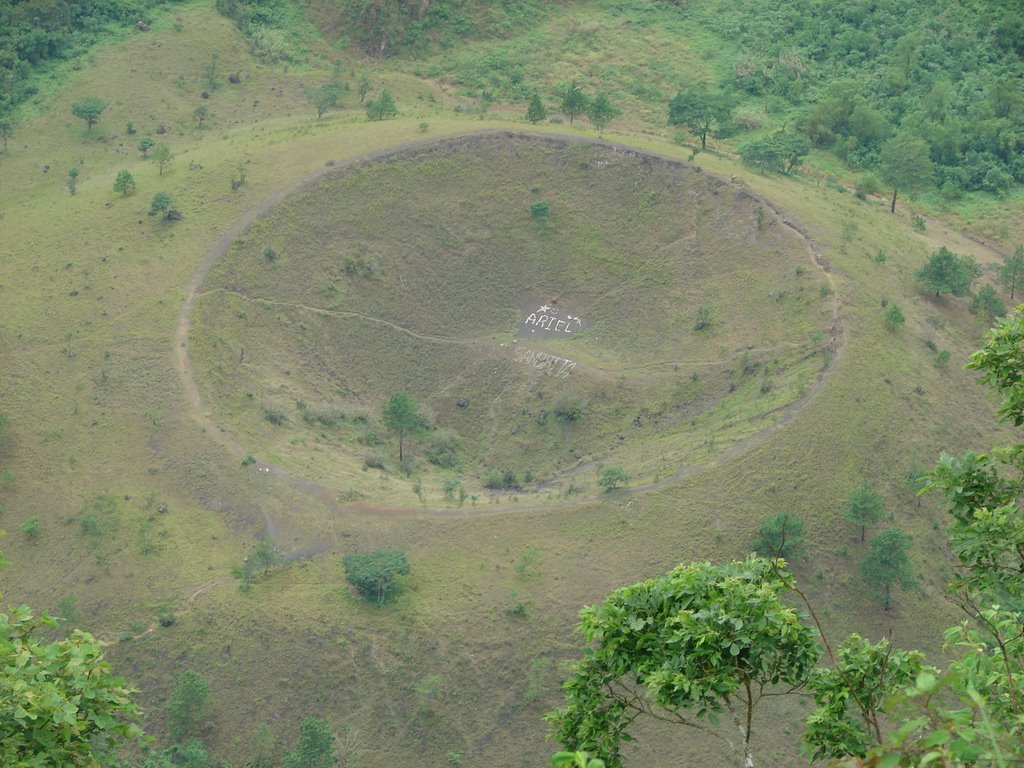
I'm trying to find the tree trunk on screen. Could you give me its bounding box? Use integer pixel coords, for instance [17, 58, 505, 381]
[398, 428, 404, 461]
[890, 187, 897, 213]
[861, 525, 865, 542]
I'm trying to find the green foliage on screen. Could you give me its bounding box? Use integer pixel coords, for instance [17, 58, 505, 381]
[585, 92, 618, 133]
[66, 167, 79, 196]
[558, 81, 587, 125]
[515, 544, 541, 577]
[414, 673, 443, 715]
[999, 245, 1024, 301]
[113, 169, 136, 197]
[234, 538, 280, 590]
[366, 89, 397, 121]
[879, 133, 934, 212]
[551, 751, 605, 768]
[138, 136, 155, 157]
[667, 88, 731, 149]
[343, 549, 410, 603]
[382, 392, 424, 462]
[305, 79, 344, 119]
[0, 120, 12, 152]
[802, 635, 930, 760]
[915, 246, 975, 298]
[752, 510, 805, 560]
[597, 466, 628, 491]
[843, 483, 885, 542]
[425, 428, 463, 469]
[0, 605, 144, 765]
[151, 142, 172, 175]
[526, 92, 547, 124]
[549, 556, 818, 767]
[739, 132, 811, 173]
[193, 105, 209, 127]
[884, 304, 905, 331]
[970, 285, 1006, 321]
[71, 97, 108, 131]
[483, 468, 519, 490]
[693, 303, 712, 330]
[530, 200, 550, 219]
[149, 192, 172, 217]
[282, 717, 337, 768]
[166, 669, 211, 742]
[860, 528, 915, 610]
[19, 516, 38, 538]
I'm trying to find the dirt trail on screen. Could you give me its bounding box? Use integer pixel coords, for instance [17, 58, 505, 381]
[96, 578, 228, 646]
[172, 130, 851, 528]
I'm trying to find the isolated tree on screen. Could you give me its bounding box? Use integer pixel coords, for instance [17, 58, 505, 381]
[166, 669, 211, 741]
[883, 304, 905, 331]
[559, 81, 587, 124]
[113, 169, 135, 196]
[879, 133, 934, 213]
[138, 136, 155, 157]
[844, 483, 885, 542]
[250, 537, 279, 576]
[193, 105, 209, 127]
[357, 74, 371, 103]
[0, 119, 12, 152]
[549, 556, 819, 768]
[860, 528, 915, 610]
[668, 88, 730, 149]
[752, 510, 806, 560]
[971, 285, 1006, 321]
[71, 97, 108, 131]
[999, 244, 1024, 300]
[66, 167, 79, 195]
[382, 391, 423, 461]
[152, 142, 172, 175]
[915, 246, 974, 298]
[305, 81, 343, 119]
[283, 718, 337, 768]
[343, 549, 410, 603]
[366, 89, 397, 121]
[0, 605, 145, 766]
[526, 92, 547, 124]
[586, 92, 619, 134]
[149, 192, 172, 217]
[597, 466, 628, 491]
[740, 133, 811, 174]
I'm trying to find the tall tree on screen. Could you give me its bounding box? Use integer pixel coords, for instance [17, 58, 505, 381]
[859, 528, 915, 610]
[549, 556, 819, 768]
[526, 92, 547, 125]
[915, 246, 974, 298]
[166, 669, 211, 741]
[152, 142, 173, 176]
[0, 605, 145, 766]
[879, 133, 934, 213]
[283, 718, 338, 768]
[586, 92, 619, 134]
[113, 169, 135, 196]
[382, 392, 423, 462]
[71, 97, 108, 131]
[752, 510, 806, 559]
[366, 89, 397, 121]
[843, 483, 886, 542]
[999, 244, 1024, 300]
[559, 81, 587, 125]
[343, 549, 410, 603]
[668, 88, 730, 149]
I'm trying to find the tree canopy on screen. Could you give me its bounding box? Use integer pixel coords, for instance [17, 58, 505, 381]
[343, 549, 410, 603]
[915, 246, 975, 298]
[0, 604, 144, 766]
[668, 88, 731, 149]
[382, 392, 424, 462]
[71, 96, 108, 131]
[843, 483, 885, 542]
[549, 556, 819, 768]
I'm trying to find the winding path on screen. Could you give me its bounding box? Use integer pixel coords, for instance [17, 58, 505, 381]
[173, 130, 844, 531]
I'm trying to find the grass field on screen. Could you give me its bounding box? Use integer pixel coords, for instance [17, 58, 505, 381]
[0, 3, 1020, 767]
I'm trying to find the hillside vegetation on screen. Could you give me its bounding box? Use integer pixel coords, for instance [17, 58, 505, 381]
[0, 1, 1023, 767]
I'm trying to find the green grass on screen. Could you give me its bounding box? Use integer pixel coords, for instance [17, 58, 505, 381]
[0, 4, 1020, 767]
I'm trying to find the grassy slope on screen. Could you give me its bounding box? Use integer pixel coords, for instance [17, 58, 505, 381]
[0, 3, 1019, 767]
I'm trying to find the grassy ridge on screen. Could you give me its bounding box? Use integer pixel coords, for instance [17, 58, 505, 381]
[0, 3, 1020, 767]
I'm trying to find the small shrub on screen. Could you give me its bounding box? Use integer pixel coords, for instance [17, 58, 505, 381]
[263, 408, 287, 426]
[20, 517, 39, 538]
[530, 200, 550, 219]
[158, 612, 176, 627]
[484, 469, 519, 490]
[505, 602, 528, 618]
[693, 304, 713, 330]
[885, 304, 906, 331]
[855, 173, 882, 200]
[874, 249, 887, 264]
[426, 429, 463, 469]
[419, 122, 429, 132]
[263, 247, 278, 262]
[911, 213, 926, 232]
[241, 455, 257, 466]
[935, 350, 951, 368]
[363, 452, 386, 470]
